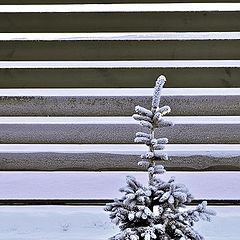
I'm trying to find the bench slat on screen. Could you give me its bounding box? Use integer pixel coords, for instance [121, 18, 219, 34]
[0, 89, 239, 116]
[1, 38, 240, 61]
[0, 61, 239, 87]
[0, 144, 238, 170]
[0, 116, 237, 144]
[0, 11, 239, 32]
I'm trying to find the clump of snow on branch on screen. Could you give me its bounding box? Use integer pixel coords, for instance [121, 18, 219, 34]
[105, 75, 216, 240]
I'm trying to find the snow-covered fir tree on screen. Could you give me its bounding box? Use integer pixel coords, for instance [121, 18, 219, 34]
[105, 75, 216, 240]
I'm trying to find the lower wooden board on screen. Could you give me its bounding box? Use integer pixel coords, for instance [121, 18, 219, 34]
[0, 144, 238, 171]
[0, 171, 238, 200]
[0, 116, 238, 144]
[1, 39, 240, 60]
[0, 11, 240, 33]
[0, 206, 238, 239]
[0, 88, 239, 116]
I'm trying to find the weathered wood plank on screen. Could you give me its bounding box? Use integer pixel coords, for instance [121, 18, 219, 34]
[0, 61, 240, 87]
[1, 38, 240, 60]
[0, 89, 239, 116]
[0, 116, 238, 144]
[0, 11, 239, 32]
[0, 144, 238, 170]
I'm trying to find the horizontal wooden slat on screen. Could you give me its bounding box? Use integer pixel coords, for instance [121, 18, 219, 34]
[0, 171, 238, 200]
[0, 116, 237, 144]
[0, 88, 239, 116]
[0, 206, 238, 240]
[0, 144, 238, 170]
[0, 11, 239, 32]
[0, 61, 240, 87]
[1, 33, 240, 60]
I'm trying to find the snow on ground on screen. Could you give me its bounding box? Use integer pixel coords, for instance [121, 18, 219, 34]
[0, 206, 239, 240]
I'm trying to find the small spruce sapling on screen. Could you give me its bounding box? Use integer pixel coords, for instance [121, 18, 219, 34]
[105, 75, 216, 240]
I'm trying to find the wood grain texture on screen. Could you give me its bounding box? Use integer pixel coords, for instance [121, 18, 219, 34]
[0, 12, 239, 32]
[1, 39, 240, 60]
[0, 116, 237, 144]
[0, 144, 238, 170]
[0, 89, 239, 116]
[0, 66, 239, 87]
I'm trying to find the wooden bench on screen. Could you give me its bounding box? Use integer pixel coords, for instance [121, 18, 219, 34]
[0, 1, 239, 239]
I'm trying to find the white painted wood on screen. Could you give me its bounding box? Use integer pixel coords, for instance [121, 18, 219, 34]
[1, 32, 240, 40]
[1, 3, 240, 12]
